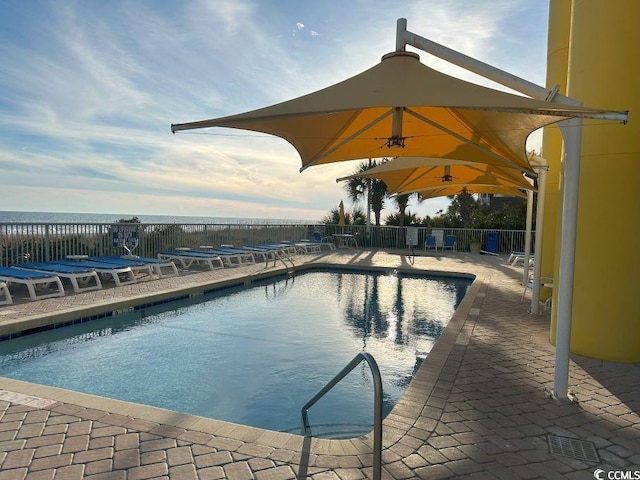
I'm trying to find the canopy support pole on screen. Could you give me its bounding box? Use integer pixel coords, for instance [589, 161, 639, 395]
[523, 184, 534, 286]
[395, 17, 626, 400]
[553, 118, 582, 399]
[530, 165, 548, 314]
[367, 158, 372, 237]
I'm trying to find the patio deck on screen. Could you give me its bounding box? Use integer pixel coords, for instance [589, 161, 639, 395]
[0, 250, 638, 479]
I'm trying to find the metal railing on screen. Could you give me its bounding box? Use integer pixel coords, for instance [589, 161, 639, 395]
[301, 352, 383, 480]
[1, 221, 534, 267]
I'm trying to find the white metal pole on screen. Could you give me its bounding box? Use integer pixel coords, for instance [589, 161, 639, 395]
[553, 118, 582, 399]
[367, 158, 372, 238]
[523, 188, 534, 286]
[530, 166, 548, 314]
[396, 19, 558, 102]
[393, 17, 625, 400]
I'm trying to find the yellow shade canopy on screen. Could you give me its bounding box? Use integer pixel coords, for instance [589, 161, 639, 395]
[172, 51, 622, 175]
[416, 184, 527, 200]
[337, 156, 533, 195]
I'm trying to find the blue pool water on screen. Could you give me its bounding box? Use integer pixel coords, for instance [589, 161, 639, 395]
[0, 269, 471, 436]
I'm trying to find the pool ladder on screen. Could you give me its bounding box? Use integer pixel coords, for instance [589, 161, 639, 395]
[301, 352, 383, 480]
[265, 249, 295, 272]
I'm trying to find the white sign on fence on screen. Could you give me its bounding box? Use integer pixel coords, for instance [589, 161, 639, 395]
[406, 227, 419, 247]
[111, 224, 139, 250]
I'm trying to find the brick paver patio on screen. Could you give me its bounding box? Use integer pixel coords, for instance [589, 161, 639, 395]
[0, 250, 638, 479]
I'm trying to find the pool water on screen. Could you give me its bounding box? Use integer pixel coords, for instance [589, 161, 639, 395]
[0, 269, 471, 436]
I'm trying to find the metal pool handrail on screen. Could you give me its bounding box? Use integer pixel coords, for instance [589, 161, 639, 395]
[301, 352, 383, 480]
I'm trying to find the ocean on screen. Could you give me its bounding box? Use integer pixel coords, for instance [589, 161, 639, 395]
[0, 211, 313, 225]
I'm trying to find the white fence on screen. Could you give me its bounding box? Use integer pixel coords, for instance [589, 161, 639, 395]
[0, 222, 533, 267]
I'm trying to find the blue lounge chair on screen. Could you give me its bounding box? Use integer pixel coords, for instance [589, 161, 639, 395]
[0, 281, 10, 305]
[55, 259, 138, 286]
[278, 241, 322, 254]
[158, 250, 224, 270]
[443, 235, 457, 251]
[89, 256, 179, 278]
[252, 243, 298, 256]
[84, 256, 153, 277]
[196, 247, 255, 265]
[17, 262, 102, 293]
[425, 235, 437, 250]
[219, 245, 277, 262]
[0, 266, 65, 302]
[312, 232, 336, 250]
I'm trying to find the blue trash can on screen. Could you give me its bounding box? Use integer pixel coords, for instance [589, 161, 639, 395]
[486, 231, 499, 253]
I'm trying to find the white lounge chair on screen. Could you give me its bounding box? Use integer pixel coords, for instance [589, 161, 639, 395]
[280, 241, 322, 254]
[197, 247, 255, 265]
[510, 252, 535, 266]
[96, 255, 179, 278]
[0, 266, 65, 302]
[312, 232, 336, 250]
[55, 260, 138, 286]
[17, 262, 103, 293]
[522, 273, 554, 310]
[0, 281, 11, 306]
[220, 245, 277, 262]
[158, 250, 224, 270]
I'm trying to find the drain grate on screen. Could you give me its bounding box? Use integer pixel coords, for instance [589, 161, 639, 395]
[548, 435, 600, 463]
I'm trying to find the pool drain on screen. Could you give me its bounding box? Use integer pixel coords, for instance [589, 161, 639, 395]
[547, 435, 600, 463]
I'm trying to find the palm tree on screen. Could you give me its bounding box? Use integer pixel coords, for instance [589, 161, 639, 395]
[343, 160, 387, 226]
[446, 189, 476, 228]
[388, 192, 423, 226]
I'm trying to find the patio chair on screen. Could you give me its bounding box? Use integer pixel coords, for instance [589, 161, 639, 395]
[253, 243, 299, 256]
[196, 246, 255, 265]
[510, 252, 535, 266]
[90, 256, 179, 278]
[0, 281, 12, 306]
[425, 235, 437, 250]
[522, 273, 554, 311]
[157, 250, 225, 270]
[17, 262, 103, 293]
[0, 266, 65, 302]
[443, 235, 457, 251]
[312, 232, 336, 250]
[220, 245, 277, 262]
[55, 259, 138, 286]
[278, 241, 322, 254]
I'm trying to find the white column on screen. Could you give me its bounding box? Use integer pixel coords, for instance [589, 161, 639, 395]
[554, 117, 583, 399]
[523, 185, 534, 285]
[530, 166, 548, 314]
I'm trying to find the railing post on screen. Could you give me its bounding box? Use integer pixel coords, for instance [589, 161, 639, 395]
[44, 225, 50, 262]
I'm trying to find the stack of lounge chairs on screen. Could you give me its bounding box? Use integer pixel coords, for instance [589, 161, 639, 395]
[0, 239, 326, 304]
[0, 266, 66, 304]
[0, 255, 179, 304]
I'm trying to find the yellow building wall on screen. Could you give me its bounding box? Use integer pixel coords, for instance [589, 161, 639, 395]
[548, 0, 640, 362]
[541, 0, 571, 304]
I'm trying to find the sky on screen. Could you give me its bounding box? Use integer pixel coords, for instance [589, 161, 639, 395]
[0, 0, 549, 222]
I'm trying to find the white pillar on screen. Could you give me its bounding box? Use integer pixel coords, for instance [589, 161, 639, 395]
[523, 185, 534, 285]
[530, 166, 548, 314]
[366, 159, 372, 237]
[554, 117, 583, 399]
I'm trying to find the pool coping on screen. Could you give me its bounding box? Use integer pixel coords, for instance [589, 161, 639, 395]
[0, 258, 484, 468]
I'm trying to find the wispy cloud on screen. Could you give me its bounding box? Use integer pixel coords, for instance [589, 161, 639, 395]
[0, 0, 548, 220]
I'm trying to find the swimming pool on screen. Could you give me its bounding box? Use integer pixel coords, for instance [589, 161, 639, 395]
[0, 268, 471, 437]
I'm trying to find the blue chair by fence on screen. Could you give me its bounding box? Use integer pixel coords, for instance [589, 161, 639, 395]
[425, 235, 437, 250]
[443, 235, 457, 251]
